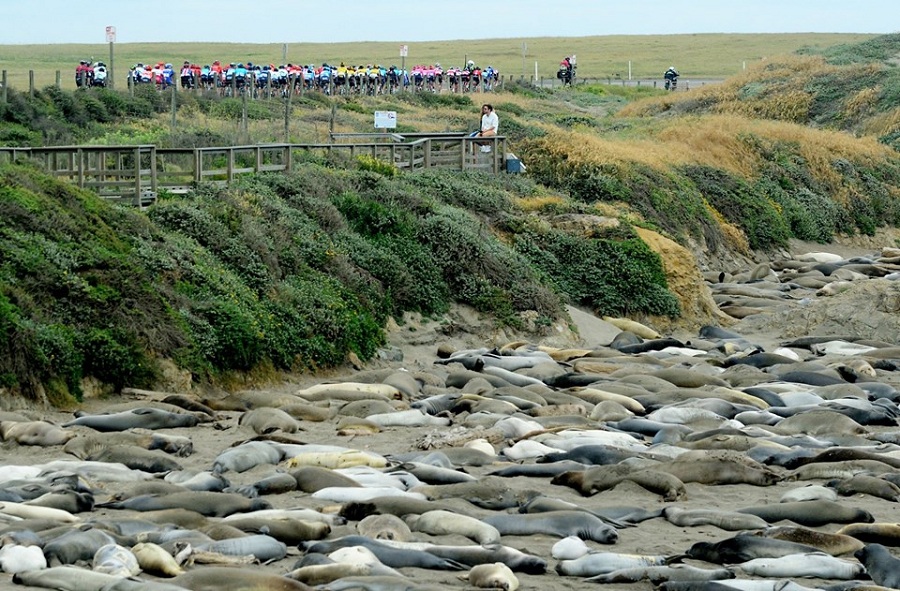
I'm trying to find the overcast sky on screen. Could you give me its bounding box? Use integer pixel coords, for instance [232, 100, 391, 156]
[4, 0, 896, 44]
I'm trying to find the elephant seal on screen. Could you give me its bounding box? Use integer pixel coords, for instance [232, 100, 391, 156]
[97, 491, 271, 517]
[0, 420, 75, 446]
[239, 407, 303, 434]
[552, 466, 687, 501]
[760, 525, 865, 555]
[195, 534, 287, 563]
[291, 466, 362, 493]
[854, 544, 900, 588]
[131, 542, 185, 576]
[92, 543, 141, 577]
[212, 441, 285, 473]
[63, 407, 199, 431]
[687, 533, 821, 564]
[378, 539, 547, 574]
[81, 443, 183, 474]
[172, 566, 313, 590]
[556, 552, 673, 577]
[217, 515, 331, 545]
[302, 536, 469, 571]
[551, 536, 590, 560]
[836, 522, 900, 545]
[602, 316, 659, 339]
[482, 511, 618, 543]
[663, 507, 768, 531]
[405, 510, 501, 545]
[13, 566, 187, 590]
[43, 527, 117, 565]
[737, 552, 864, 579]
[585, 564, 734, 584]
[829, 475, 900, 502]
[0, 501, 80, 523]
[0, 543, 47, 573]
[737, 500, 873, 527]
[357, 514, 413, 541]
[461, 562, 519, 590]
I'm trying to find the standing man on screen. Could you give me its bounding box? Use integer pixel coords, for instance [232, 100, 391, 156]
[471, 103, 499, 153]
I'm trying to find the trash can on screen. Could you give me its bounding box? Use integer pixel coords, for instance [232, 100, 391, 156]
[506, 157, 523, 173]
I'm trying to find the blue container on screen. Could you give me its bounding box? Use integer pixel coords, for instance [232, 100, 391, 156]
[506, 158, 523, 173]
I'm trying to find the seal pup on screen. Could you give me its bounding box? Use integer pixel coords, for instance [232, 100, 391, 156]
[737, 552, 864, 579]
[556, 552, 675, 577]
[131, 542, 185, 577]
[0, 543, 47, 573]
[460, 562, 519, 590]
[92, 543, 141, 577]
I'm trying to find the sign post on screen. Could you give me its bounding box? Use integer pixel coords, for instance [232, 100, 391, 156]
[105, 26, 116, 89]
[374, 110, 397, 133]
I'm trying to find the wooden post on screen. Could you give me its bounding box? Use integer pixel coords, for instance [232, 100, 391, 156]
[108, 41, 115, 90]
[133, 147, 141, 205]
[227, 147, 234, 184]
[284, 87, 291, 142]
[170, 86, 177, 131]
[241, 90, 248, 141]
[2, 71, 7, 103]
[29, 70, 34, 96]
[194, 148, 202, 182]
[77, 148, 84, 188]
[150, 147, 157, 194]
[55, 70, 61, 88]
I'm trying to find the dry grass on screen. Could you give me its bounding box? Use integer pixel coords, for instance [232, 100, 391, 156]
[0, 33, 873, 91]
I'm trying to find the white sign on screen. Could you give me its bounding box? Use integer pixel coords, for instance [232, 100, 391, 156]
[374, 111, 397, 129]
[399, 44, 408, 57]
[105, 26, 116, 43]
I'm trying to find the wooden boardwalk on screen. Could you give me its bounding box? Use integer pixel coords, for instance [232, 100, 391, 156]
[0, 134, 510, 207]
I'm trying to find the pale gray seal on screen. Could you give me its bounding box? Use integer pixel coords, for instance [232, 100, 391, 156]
[482, 511, 618, 543]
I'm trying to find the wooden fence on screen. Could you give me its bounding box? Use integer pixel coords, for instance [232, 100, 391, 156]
[0, 135, 509, 207]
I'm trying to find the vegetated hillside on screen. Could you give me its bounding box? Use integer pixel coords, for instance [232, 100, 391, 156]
[518, 33, 900, 264]
[0, 158, 677, 405]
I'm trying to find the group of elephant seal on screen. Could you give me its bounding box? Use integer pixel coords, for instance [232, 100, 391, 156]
[2, 247, 900, 589]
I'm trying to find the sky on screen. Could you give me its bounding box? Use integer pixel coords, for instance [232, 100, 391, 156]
[3, 0, 896, 45]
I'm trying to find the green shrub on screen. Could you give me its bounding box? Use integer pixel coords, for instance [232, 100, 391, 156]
[79, 327, 155, 391]
[681, 165, 790, 249]
[515, 228, 680, 317]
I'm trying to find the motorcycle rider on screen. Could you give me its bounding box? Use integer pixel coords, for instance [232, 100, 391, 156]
[664, 66, 679, 90]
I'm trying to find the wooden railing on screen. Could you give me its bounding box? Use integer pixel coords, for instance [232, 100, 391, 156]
[0, 135, 509, 206]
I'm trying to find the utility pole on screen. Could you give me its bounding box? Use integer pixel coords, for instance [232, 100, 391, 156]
[106, 26, 116, 89]
[522, 41, 527, 79]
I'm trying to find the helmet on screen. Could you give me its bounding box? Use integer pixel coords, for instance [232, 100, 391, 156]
[669, 66, 675, 70]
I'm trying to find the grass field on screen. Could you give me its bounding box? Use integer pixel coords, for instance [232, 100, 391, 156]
[0, 33, 874, 92]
